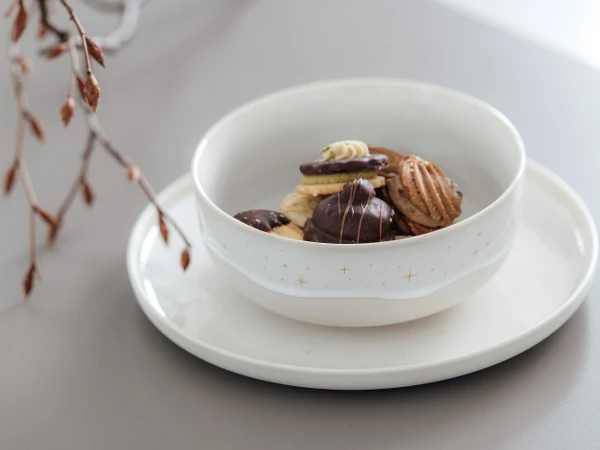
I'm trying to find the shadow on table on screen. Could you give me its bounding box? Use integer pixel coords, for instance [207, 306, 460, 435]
[136, 293, 591, 450]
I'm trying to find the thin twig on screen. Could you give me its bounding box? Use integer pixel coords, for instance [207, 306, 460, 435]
[37, 0, 68, 42]
[58, 0, 91, 74]
[55, 131, 95, 223]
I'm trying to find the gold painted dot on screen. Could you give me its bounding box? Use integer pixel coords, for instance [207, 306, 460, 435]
[447, 246, 451, 250]
[369, 263, 373, 267]
[486, 241, 491, 246]
[307, 267, 311, 270]
[348, 278, 352, 281]
[444, 272, 447, 276]
[430, 268, 435, 272]
[473, 250, 479, 256]
[282, 263, 288, 269]
[382, 281, 386, 285]
[339, 265, 349, 274]
[477, 232, 482, 237]
[265, 256, 269, 260]
[281, 278, 284, 281]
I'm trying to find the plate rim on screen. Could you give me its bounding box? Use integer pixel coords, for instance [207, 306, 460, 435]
[127, 159, 598, 385]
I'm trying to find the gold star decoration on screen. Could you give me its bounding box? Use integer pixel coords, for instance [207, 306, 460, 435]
[339, 265, 349, 274]
[282, 263, 288, 269]
[295, 275, 306, 287]
[404, 269, 417, 283]
[477, 232, 482, 237]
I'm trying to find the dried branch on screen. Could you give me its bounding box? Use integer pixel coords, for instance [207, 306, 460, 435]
[4, 0, 191, 297]
[6, 45, 59, 298]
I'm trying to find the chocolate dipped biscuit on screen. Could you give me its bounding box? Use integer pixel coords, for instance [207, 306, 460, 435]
[304, 179, 395, 244]
[234, 209, 303, 240]
[300, 154, 388, 176]
[296, 140, 388, 197]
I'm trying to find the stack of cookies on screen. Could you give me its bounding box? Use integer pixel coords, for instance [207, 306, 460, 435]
[234, 140, 463, 244]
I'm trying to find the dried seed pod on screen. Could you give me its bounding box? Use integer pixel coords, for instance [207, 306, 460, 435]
[82, 180, 95, 206]
[28, 116, 45, 142]
[4, 164, 17, 196]
[85, 36, 105, 67]
[181, 247, 191, 271]
[83, 74, 100, 111]
[47, 43, 67, 60]
[46, 223, 59, 246]
[11, 2, 27, 42]
[158, 214, 169, 244]
[60, 96, 75, 127]
[127, 165, 140, 182]
[23, 263, 36, 298]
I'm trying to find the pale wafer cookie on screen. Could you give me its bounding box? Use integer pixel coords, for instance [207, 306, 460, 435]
[269, 223, 304, 240]
[280, 193, 321, 228]
[296, 176, 386, 197]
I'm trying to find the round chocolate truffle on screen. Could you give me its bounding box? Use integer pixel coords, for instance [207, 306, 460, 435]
[304, 179, 396, 244]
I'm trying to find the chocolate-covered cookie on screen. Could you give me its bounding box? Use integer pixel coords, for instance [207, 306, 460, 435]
[304, 179, 395, 244]
[234, 209, 303, 240]
[234, 210, 290, 232]
[300, 154, 388, 175]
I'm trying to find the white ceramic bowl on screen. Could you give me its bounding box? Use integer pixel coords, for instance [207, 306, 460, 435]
[192, 79, 526, 327]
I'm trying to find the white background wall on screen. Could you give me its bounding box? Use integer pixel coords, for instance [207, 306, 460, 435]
[434, 0, 600, 70]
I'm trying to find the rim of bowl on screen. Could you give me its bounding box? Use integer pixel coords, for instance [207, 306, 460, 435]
[191, 78, 526, 251]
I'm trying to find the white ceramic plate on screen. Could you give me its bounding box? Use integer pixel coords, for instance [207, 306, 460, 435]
[127, 160, 597, 390]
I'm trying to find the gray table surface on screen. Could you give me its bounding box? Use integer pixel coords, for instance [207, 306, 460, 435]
[1, 0, 599, 448]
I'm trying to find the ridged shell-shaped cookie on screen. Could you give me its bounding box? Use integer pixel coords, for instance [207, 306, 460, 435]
[398, 155, 462, 227]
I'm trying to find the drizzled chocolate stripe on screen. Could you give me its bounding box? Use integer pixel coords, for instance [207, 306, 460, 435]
[304, 179, 395, 244]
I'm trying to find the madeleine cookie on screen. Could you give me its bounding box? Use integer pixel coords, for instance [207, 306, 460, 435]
[296, 175, 386, 197]
[280, 192, 321, 228]
[386, 155, 462, 228]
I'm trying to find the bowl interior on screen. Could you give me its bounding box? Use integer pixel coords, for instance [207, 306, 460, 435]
[195, 80, 523, 221]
